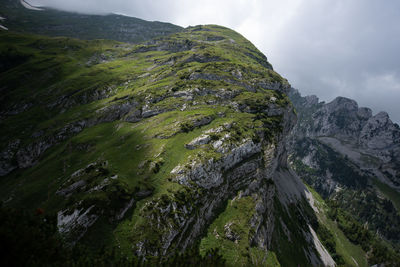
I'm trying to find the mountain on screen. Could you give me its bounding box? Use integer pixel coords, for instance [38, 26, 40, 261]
[1, 2, 400, 266]
[1, 19, 337, 265]
[288, 89, 400, 262]
[289, 89, 400, 188]
[0, 0, 182, 43]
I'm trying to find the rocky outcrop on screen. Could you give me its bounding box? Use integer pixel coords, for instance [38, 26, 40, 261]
[289, 88, 400, 187]
[131, 100, 327, 265]
[298, 95, 371, 138]
[360, 111, 400, 150]
[173, 139, 262, 189]
[136, 123, 287, 256]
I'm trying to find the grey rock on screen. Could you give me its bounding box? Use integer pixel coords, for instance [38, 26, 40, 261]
[359, 111, 399, 150]
[56, 180, 87, 197]
[192, 116, 214, 127]
[304, 95, 319, 107]
[357, 107, 372, 120]
[224, 222, 240, 242]
[185, 135, 211, 150]
[289, 87, 400, 189]
[57, 205, 98, 242]
[173, 139, 261, 189]
[0, 139, 20, 176]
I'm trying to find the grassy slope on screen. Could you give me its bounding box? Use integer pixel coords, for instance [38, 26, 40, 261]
[292, 139, 400, 246]
[1, 25, 291, 258]
[199, 195, 258, 266]
[306, 185, 368, 267]
[198, 194, 283, 267]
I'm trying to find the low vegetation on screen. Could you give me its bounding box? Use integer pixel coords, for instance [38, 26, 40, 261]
[1, 23, 291, 264]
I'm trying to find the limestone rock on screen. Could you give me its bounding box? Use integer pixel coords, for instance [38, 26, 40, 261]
[289, 87, 400, 192]
[359, 111, 400, 150]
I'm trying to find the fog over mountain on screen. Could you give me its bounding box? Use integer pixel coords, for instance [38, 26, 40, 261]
[27, 0, 400, 122]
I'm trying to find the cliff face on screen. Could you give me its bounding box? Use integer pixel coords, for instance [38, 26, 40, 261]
[0, 23, 332, 265]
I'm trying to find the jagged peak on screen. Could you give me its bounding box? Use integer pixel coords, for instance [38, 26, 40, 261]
[361, 111, 394, 135]
[291, 88, 395, 123]
[327, 96, 358, 110]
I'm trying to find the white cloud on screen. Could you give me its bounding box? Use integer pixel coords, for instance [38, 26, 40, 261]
[360, 72, 400, 122]
[364, 72, 400, 93]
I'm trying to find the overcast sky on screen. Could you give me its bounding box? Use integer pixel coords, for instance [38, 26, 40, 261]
[28, 0, 400, 123]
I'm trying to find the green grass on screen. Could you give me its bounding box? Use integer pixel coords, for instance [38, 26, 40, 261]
[264, 251, 280, 267]
[1, 24, 292, 259]
[304, 184, 368, 267]
[199, 195, 258, 266]
[323, 217, 368, 267]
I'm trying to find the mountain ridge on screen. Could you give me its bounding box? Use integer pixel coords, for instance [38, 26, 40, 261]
[289, 88, 400, 190]
[1, 3, 400, 265]
[0, 0, 182, 43]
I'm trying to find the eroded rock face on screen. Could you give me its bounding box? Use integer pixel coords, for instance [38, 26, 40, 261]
[132, 102, 324, 265]
[173, 139, 262, 189]
[289, 88, 400, 186]
[309, 96, 370, 138]
[291, 90, 400, 152]
[57, 205, 98, 242]
[224, 222, 241, 242]
[360, 111, 400, 150]
[141, 138, 277, 255]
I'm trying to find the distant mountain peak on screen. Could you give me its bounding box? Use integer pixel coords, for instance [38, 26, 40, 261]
[289, 87, 400, 186]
